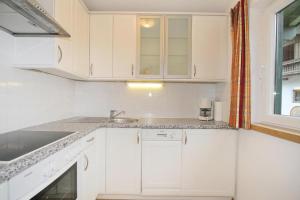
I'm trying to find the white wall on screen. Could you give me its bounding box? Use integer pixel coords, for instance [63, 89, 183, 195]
[74, 81, 218, 118]
[236, 130, 300, 200]
[0, 31, 75, 134]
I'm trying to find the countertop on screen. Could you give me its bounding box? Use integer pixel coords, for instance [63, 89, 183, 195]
[0, 117, 232, 184]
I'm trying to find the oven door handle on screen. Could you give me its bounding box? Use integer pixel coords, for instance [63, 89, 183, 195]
[84, 154, 89, 171]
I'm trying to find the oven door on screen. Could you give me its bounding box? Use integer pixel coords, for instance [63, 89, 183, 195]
[31, 163, 77, 200]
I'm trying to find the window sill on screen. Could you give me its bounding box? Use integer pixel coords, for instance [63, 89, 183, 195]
[251, 123, 300, 144]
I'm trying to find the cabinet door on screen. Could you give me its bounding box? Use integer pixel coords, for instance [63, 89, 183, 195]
[90, 15, 113, 78]
[192, 16, 228, 81]
[113, 15, 137, 78]
[81, 134, 99, 200]
[73, 0, 89, 78]
[96, 129, 106, 194]
[55, 0, 73, 73]
[106, 128, 141, 194]
[138, 16, 164, 78]
[165, 16, 191, 79]
[182, 129, 237, 196]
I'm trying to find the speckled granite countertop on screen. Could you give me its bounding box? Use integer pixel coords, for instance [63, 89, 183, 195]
[0, 117, 232, 184]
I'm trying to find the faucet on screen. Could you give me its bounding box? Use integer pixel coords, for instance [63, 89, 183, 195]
[110, 110, 125, 119]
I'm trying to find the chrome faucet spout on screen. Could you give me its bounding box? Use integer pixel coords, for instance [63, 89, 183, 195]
[110, 110, 125, 119]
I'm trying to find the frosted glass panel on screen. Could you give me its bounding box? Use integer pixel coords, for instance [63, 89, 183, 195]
[139, 18, 161, 76]
[167, 17, 190, 77]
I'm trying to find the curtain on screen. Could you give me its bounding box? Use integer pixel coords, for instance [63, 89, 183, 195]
[229, 0, 251, 129]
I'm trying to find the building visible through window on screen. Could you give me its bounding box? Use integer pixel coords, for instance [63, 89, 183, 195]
[294, 89, 300, 103]
[275, 0, 300, 117]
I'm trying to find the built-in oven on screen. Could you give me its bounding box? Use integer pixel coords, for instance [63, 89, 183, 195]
[31, 163, 77, 200]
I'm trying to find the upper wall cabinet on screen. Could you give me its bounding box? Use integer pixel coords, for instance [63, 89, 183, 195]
[73, 0, 90, 78]
[137, 16, 192, 79]
[11, 0, 89, 80]
[89, 14, 137, 79]
[113, 15, 137, 79]
[137, 16, 164, 79]
[165, 16, 192, 79]
[192, 15, 228, 81]
[90, 15, 113, 78]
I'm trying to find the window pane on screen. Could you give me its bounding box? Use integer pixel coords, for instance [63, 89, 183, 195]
[275, 0, 300, 117]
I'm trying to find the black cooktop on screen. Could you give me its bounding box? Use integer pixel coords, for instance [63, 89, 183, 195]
[0, 130, 74, 162]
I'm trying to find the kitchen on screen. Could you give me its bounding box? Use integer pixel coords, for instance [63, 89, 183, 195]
[0, 0, 300, 200]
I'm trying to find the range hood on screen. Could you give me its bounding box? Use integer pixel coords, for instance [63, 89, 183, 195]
[0, 0, 70, 37]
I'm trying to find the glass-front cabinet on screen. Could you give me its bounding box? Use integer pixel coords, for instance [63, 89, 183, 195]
[137, 16, 191, 79]
[138, 16, 164, 78]
[165, 16, 191, 78]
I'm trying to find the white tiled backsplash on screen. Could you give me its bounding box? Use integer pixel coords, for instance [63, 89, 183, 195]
[0, 66, 75, 133]
[74, 82, 219, 118]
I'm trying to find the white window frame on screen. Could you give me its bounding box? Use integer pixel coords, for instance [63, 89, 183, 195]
[259, 0, 300, 129]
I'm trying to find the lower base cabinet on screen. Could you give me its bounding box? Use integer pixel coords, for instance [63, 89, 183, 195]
[106, 128, 141, 194]
[79, 131, 103, 200]
[182, 129, 237, 196]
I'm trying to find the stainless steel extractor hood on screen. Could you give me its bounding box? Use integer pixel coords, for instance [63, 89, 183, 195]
[0, 0, 70, 37]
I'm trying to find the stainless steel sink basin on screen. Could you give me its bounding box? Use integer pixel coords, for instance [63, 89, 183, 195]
[108, 118, 139, 124]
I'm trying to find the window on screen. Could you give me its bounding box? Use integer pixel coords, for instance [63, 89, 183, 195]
[274, 0, 300, 117]
[294, 89, 300, 103]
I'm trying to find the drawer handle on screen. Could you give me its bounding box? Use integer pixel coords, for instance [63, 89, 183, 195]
[24, 171, 33, 178]
[86, 137, 95, 143]
[157, 133, 168, 137]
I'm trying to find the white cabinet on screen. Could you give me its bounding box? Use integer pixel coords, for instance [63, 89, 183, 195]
[192, 15, 228, 81]
[0, 182, 8, 200]
[182, 129, 237, 196]
[142, 129, 183, 195]
[137, 16, 164, 78]
[106, 128, 141, 194]
[90, 15, 137, 79]
[113, 15, 137, 78]
[14, 0, 75, 77]
[90, 15, 113, 78]
[80, 132, 99, 200]
[73, 0, 90, 78]
[11, 0, 90, 80]
[96, 129, 106, 194]
[165, 16, 192, 79]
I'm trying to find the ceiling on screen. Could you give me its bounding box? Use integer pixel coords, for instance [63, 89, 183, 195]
[82, 0, 232, 13]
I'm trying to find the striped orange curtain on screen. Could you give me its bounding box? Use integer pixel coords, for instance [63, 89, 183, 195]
[229, 0, 251, 129]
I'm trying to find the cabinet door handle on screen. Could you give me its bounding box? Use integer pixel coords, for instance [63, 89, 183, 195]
[90, 64, 94, 76]
[157, 133, 168, 137]
[84, 154, 89, 171]
[58, 45, 63, 64]
[184, 131, 187, 145]
[131, 64, 134, 76]
[86, 137, 95, 143]
[137, 133, 140, 144]
[193, 64, 196, 77]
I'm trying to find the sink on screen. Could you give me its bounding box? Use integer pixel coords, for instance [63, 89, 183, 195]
[108, 118, 139, 124]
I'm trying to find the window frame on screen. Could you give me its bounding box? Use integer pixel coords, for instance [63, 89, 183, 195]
[259, 0, 300, 129]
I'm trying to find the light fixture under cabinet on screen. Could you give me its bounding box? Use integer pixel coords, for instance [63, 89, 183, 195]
[127, 82, 163, 89]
